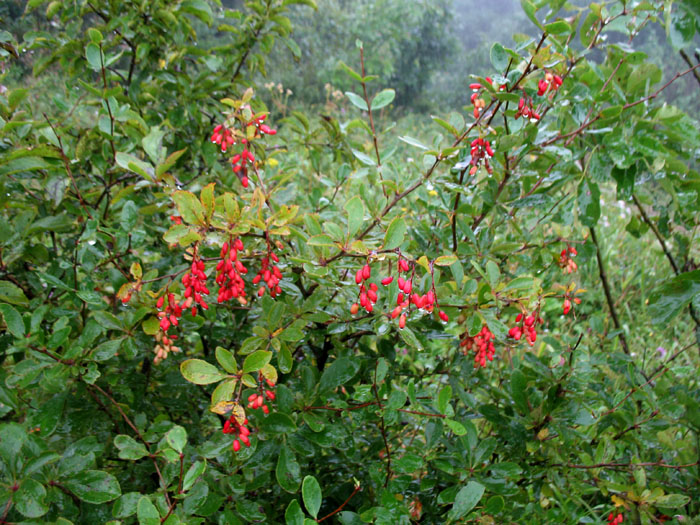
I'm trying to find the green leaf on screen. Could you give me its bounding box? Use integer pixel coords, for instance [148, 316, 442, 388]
[137, 496, 160, 524]
[0, 303, 24, 338]
[344, 195, 365, 237]
[260, 413, 297, 434]
[180, 359, 227, 385]
[371, 89, 395, 110]
[302, 475, 322, 519]
[398, 136, 429, 150]
[434, 255, 457, 267]
[438, 385, 452, 414]
[166, 425, 187, 453]
[182, 460, 206, 492]
[242, 350, 272, 374]
[655, 493, 691, 508]
[577, 179, 600, 227]
[215, 347, 238, 374]
[511, 369, 529, 413]
[490, 42, 508, 71]
[319, 357, 360, 394]
[383, 217, 406, 251]
[445, 419, 467, 436]
[85, 42, 102, 71]
[647, 270, 700, 325]
[172, 191, 205, 225]
[285, 499, 304, 525]
[276, 446, 302, 492]
[344, 91, 368, 111]
[65, 470, 121, 504]
[114, 435, 149, 460]
[448, 481, 485, 520]
[352, 149, 375, 166]
[14, 478, 48, 518]
[0, 280, 29, 306]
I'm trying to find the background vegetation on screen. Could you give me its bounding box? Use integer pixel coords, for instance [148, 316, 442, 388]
[0, 0, 699, 523]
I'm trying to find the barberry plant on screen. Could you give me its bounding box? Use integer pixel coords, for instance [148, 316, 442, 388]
[0, 0, 699, 523]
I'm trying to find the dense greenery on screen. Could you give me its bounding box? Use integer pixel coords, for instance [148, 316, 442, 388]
[1, 0, 699, 523]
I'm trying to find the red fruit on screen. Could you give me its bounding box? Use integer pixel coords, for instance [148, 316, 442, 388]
[262, 405, 269, 414]
[362, 264, 371, 280]
[515, 313, 523, 323]
[391, 306, 402, 319]
[398, 277, 405, 289]
[122, 293, 131, 304]
[232, 439, 241, 452]
[258, 287, 265, 297]
[367, 289, 378, 302]
[524, 315, 535, 327]
[399, 314, 406, 329]
[469, 82, 482, 90]
[439, 311, 448, 322]
[350, 303, 359, 315]
[563, 299, 571, 315]
[381, 276, 394, 286]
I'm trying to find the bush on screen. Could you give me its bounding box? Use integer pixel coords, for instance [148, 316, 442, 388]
[0, 0, 699, 523]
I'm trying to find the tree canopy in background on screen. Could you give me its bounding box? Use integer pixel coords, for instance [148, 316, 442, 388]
[0, 0, 699, 524]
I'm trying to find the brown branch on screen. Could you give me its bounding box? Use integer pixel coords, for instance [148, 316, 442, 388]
[590, 227, 629, 354]
[543, 63, 700, 147]
[679, 49, 700, 88]
[29, 344, 75, 366]
[317, 483, 361, 523]
[552, 460, 699, 470]
[359, 47, 386, 197]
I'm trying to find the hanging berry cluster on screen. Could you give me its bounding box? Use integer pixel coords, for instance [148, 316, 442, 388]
[469, 137, 495, 175]
[559, 245, 578, 274]
[460, 325, 496, 368]
[352, 263, 378, 314]
[182, 247, 210, 317]
[223, 415, 251, 452]
[607, 513, 623, 525]
[246, 373, 276, 415]
[537, 71, 563, 97]
[516, 95, 540, 121]
[216, 238, 248, 304]
[253, 238, 283, 298]
[508, 312, 541, 346]
[210, 90, 277, 189]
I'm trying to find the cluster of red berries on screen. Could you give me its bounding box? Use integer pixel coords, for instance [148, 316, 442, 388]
[211, 125, 235, 152]
[248, 112, 277, 137]
[223, 416, 251, 452]
[182, 253, 210, 317]
[508, 312, 541, 346]
[215, 238, 248, 304]
[559, 245, 578, 274]
[537, 71, 563, 97]
[246, 375, 276, 415]
[156, 292, 184, 333]
[170, 215, 182, 225]
[153, 330, 180, 365]
[231, 149, 255, 188]
[252, 246, 283, 298]
[460, 325, 496, 368]
[212, 108, 277, 190]
[352, 263, 378, 314]
[516, 95, 541, 121]
[607, 513, 623, 525]
[562, 292, 581, 316]
[469, 137, 495, 175]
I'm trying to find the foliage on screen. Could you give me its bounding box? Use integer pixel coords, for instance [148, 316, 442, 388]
[0, 0, 699, 524]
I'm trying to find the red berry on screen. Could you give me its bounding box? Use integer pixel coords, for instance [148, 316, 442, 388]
[439, 311, 448, 322]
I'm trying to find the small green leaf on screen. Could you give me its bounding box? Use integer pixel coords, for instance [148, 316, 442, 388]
[647, 270, 700, 325]
[445, 419, 467, 436]
[383, 217, 406, 251]
[319, 357, 360, 394]
[0, 303, 24, 338]
[448, 481, 485, 520]
[577, 179, 600, 227]
[85, 42, 102, 71]
[242, 350, 272, 374]
[490, 42, 508, 71]
[276, 446, 302, 492]
[344, 91, 368, 111]
[215, 347, 238, 374]
[370, 89, 395, 110]
[65, 470, 121, 504]
[114, 435, 148, 460]
[285, 499, 304, 525]
[398, 136, 429, 150]
[166, 425, 187, 453]
[137, 496, 160, 524]
[302, 475, 322, 519]
[180, 359, 227, 385]
[344, 195, 365, 237]
[172, 190, 206, 225]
